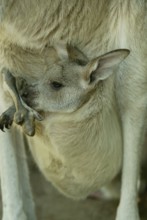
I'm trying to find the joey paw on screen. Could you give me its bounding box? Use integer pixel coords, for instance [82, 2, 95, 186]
[0, 106, 15, 131]
[14, 106, 43, 136]
[0, 105, 43, 136]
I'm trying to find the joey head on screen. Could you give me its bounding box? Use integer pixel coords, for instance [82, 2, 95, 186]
[21, 44, 130, 114]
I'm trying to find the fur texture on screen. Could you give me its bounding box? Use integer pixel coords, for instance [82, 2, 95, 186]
[0, 1, 147, 220]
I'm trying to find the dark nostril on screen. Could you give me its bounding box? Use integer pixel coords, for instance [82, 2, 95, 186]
[22, 92, 28, 98]
[24, 92, 28, 96]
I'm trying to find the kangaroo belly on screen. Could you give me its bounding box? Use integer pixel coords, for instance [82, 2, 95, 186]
[28, 111, 123, 199]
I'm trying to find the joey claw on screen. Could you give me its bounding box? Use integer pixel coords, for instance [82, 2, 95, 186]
[0, 120, 4, 130]
[0, 124, 5, 132]
[5, 123, 11, 129]
[0, 106, 15, 132]
[5, 124, 9, 129]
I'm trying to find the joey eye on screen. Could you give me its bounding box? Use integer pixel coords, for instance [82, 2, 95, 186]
[50, 81, 64, 90]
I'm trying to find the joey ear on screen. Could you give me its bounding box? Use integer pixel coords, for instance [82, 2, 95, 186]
[84, 49, 130, 84]
[67, 45, 88, 65]
[54, 42, 88, 64]
[54, 42, 69, 60]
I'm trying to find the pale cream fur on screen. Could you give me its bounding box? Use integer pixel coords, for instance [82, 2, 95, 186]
[0, 1, 147, 220]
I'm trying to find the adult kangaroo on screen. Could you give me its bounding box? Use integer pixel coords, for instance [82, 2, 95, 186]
[0, 1, 146, 220]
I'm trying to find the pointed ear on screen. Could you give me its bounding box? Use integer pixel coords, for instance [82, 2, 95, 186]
[67, 45, 88, 65]
[84, 49, 130, 85]
[54, 42, 88, 64]
[54, 42, 69, 60]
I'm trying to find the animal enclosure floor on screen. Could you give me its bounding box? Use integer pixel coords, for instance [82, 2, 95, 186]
[0, 156, 147, 220]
